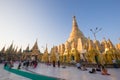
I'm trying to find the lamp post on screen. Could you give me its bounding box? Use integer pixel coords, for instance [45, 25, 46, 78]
[90, 27, 102, 40]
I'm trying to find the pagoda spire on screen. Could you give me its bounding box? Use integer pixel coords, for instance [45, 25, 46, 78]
[26, 44, 29, 51]
[17, 47, 22, 54]
[67, 16, 86, 42]
[6, 41, 14, 54]
[44, 44, 48, 53]
[107, 39, 115, 49]
[72, 16, 78, 29]
[32, 39, 39, 50]
[0, 45, 6, 53]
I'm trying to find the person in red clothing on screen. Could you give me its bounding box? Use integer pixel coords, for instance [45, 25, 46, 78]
[101, 66, 110, 75]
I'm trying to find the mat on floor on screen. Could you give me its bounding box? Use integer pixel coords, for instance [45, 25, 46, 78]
[4, 66, 61, 80]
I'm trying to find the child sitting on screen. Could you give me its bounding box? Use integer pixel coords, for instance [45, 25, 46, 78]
[101, 66, 110, 75]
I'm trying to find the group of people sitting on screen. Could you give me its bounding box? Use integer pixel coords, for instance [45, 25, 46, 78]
[89, 64, 110, 75]
[76, 62, 110, 75]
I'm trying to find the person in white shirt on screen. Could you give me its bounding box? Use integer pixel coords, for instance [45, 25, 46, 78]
[76, 62, 81, 69]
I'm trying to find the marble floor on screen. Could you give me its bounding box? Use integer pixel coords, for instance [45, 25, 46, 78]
[27, 63, 120, 80]
[0, 63, 120, 80]
[0, 64, 31, 80]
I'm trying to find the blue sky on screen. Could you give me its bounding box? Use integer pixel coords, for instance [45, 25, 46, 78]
[0, 0, 120, 52]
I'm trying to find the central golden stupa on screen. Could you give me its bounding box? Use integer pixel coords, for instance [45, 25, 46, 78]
[42, 16, 120, 64]
[68, 16, 86, 42]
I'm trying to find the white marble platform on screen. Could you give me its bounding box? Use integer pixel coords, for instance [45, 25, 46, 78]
[1, 63, 120, 80]
[28, 63, 120, 80]
[0, 64, 31, 80]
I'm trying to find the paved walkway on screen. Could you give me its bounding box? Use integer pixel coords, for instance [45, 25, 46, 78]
[27, 63, 120, 80]
[4, 65, 60, 80]
[1, 63, 120, 80]
[0, 64, 30, 80]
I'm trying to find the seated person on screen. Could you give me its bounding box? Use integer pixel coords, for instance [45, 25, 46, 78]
[96, 64, 101, 71]
[81, 64, 87, 71]
[76, 62, 81, 69]
[89, 68, 96, 73]
[101, 66, 110, 75]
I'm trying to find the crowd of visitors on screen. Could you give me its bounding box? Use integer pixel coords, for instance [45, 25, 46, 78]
[76, 59, 111, 76]
[4, 60, 38, 70]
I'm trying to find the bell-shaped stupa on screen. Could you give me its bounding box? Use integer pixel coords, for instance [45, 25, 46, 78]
[67, 16, 86, 44]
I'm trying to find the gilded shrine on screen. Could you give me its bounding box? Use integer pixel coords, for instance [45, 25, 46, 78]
[46, 16, 120, 64]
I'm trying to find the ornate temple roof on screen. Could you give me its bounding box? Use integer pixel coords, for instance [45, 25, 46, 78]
[67, 16, 86, 43]
[31, 40, 39, 50]
[17, 48, 22, 54]
[5, 42, 14, 54]
[0, 46, 5, 53]
[25, 44, 29, 51]
[44, 44, 48, 54]
[107, 39, 115, 49]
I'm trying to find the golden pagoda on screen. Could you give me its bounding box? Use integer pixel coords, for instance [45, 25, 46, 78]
[49, 16, 120, 64]
[22, 40, 42, 61]
[68, 16, 87, 43]
[49, 46, 57, 62]
[49, 16, 87, 63]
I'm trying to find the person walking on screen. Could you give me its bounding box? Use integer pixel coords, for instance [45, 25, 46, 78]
[53, 60, 56, 67]
[18, 61, 22, 69]
[58, 60, 60, 67]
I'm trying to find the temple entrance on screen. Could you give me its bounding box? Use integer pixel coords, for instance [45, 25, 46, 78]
[70, 55, 76, 64]
[71, 55, 75, 61]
